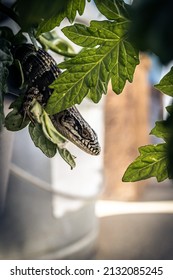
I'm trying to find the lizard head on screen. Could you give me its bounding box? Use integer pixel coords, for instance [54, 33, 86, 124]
[51, 106, 101, 155]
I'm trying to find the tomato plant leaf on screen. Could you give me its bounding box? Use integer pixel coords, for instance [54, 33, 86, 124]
[57, 147, 76, 169]
[94, 0, 130, 21]
[150, 120, 170, 143]
[122, 143, 168, 182]
[14, 0, 69, 31]
[155, 67, 173, 97]
[36, 0, 85, 37]
[46, 20, 139, 114]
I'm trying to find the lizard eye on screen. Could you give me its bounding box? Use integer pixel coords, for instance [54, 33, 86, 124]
[82, 128, 90, 139]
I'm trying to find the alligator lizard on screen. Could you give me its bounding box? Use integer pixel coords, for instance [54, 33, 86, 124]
[12, 44, 101, 155]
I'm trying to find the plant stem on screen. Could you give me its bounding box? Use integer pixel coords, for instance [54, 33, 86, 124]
[38, 35, 76, 58]
[0, 3, 20, 26]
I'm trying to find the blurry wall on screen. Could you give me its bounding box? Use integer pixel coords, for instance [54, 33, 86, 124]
[103, 55, 151, 200]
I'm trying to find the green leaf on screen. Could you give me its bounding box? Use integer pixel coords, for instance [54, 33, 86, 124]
[5, 108, 29, 131]
[94, 0, 130, 20]
[14, 0, 69, 31]
[30, 99, 66, 145]
[36, 13, 65, 38]
[155, 67, 173, 97]
[30, 100, 76, 167]
[65, 0, 85, 22]
[29, 122, 57, 158]
[57, 147, 76, 169]
[54, 40, 74, 54]
[150, 120, 170, 142]
[5, 93, 30, 131]
[122, 143, 168, 182]
[46, 20, 139, 114]
[165, 105, 172, 114]
[165, 109, 173, 179]
[38, 34, 75, 58]
[36, 0, 85, 37]
[129, 0, 173, 64]
[0, 39, 13, 129]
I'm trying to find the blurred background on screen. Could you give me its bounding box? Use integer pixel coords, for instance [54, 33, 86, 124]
[1, 0, 173, 260]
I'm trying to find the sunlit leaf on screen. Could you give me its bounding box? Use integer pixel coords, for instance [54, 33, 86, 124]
[122, 143, 168, 182]
[46, 20, 139, 114]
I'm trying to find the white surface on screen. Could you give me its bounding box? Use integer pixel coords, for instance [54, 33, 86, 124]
[96, 200, 173, 217]
[51, 99, 104, 217]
